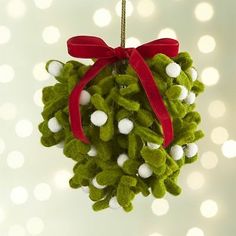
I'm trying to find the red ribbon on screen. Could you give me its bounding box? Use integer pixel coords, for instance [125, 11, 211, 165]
[67, 36, 179, 147]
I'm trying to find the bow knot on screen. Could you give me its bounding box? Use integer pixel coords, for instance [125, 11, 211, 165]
[67, 36, 179, 147]
[114, 47, 130, 60]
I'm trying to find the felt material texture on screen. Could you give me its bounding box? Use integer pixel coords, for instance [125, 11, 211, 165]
[39, 51, 205, 212]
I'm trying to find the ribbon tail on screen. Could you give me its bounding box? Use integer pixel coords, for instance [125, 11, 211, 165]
[69, 58, 115, 144]
[129, 49, 174, 147]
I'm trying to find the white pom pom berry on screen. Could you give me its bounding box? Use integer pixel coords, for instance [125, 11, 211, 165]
[79, 90, 91, 105]
[147, 142, 161, 150]
[90, 110, 108, 127]
[166, 62, 181, 78]
[177, 85, 188, 100]
[92, 178, 106, 189]
[109, 196, 121, 209]
[184, 92, 196, 104]
[184, 143, 198, 158]
[87, 146, 97, 157]
[47, 60, 63, 77]
[118, 118, 134, 135]
[48, 117, 62, 133]
[187, 67, 198, 81]
[138, 163, 153, 178]
[117, 153, 129, 167]
[170, 145, 184, 160]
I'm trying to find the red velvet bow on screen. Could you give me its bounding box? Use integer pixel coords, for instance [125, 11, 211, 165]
[67, 36, 179, 147]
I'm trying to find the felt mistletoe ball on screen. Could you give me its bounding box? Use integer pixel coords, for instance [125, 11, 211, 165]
[39, 52, 205, 212]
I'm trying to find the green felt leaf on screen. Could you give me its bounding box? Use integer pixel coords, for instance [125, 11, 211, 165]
[140, 146, 166, 168]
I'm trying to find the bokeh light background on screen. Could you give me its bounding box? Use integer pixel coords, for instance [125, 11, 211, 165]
[0, 0, 236, 236]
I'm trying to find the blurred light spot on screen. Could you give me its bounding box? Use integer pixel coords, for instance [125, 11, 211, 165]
[151, 199, 169, 216]
[10, 186, 28, 205]
[187, 172, 205, 190]
[0, 208, 6, 223]
[200, 199, 218, 218]
[211, 126, 229, 144]
[15, 119, 33, 138]
[149, 233, 163, 236]
[54, 170, 72, 190]
[7, 150, 24, 169]
[221, 140, 236, 158]
[0, 138, 5, 154]
[0, 64, 15, 83]
[126, 37, 141, 47]
[158, 28, 177, 39]
[208, 100, 226, 118]
[198, 35, 216, 53]
[137, 0, 155, 17]
[34, 183, 52, 201]
[34, 0, 53, 9]
[26, 217, 45, 235]
[0, 26, 11, 44]
[200, 151, 218, 169]
[42, 26, 60, 44]
[116, 0, 133, 17]
[195, 2, 214, 22]
[93, 8, 112, 27]
[0, 102, 17, 120]
[186, 227, 204, 236]
[8, 224, 26, 236]
[34, 89, 43, 107]
[7, 0, 26, 18]
[201, 67, 219, 86]
[33, 62, 50, 81]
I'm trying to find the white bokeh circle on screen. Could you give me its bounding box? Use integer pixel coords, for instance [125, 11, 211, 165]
[151, 199, 169, 216]
[198, 35, 216, 53]
[200, 151, 218, 169]
[137, 0, 155, 17]
[34, 89, 44, 107]
[211, 127, 229, 145]
[42, 26, 60, 44]
[33, 183, 52, 201]
[26, 217, 45, 235]
[93, 8, 112, 27]
[126, 37, 141, 47]
[15, 119, 33, 138]
[200, 199, 218, 218]
[158, 28, 177, 39]
[221, 140, 236, 158]
[0, 25, 11, 44]
[7, 150, 25, 169]
[34, 0, 53, 9]
[208, 100, 226, 118]
[10, 186, 28, 205]
[201, 67, 219, 86]
[186, 227, 204, 236]
[187, 172, 205, 190]
[0, 64, 15, 83]
[54, 170, 73, 190]
[33, 62, 50, 81]
[195, 2, 214, 22]
[6, 0, 27, 18]
[149, 233, 163, 236]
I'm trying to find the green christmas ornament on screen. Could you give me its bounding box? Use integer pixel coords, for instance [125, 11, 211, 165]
[38, 1, 205, 212]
